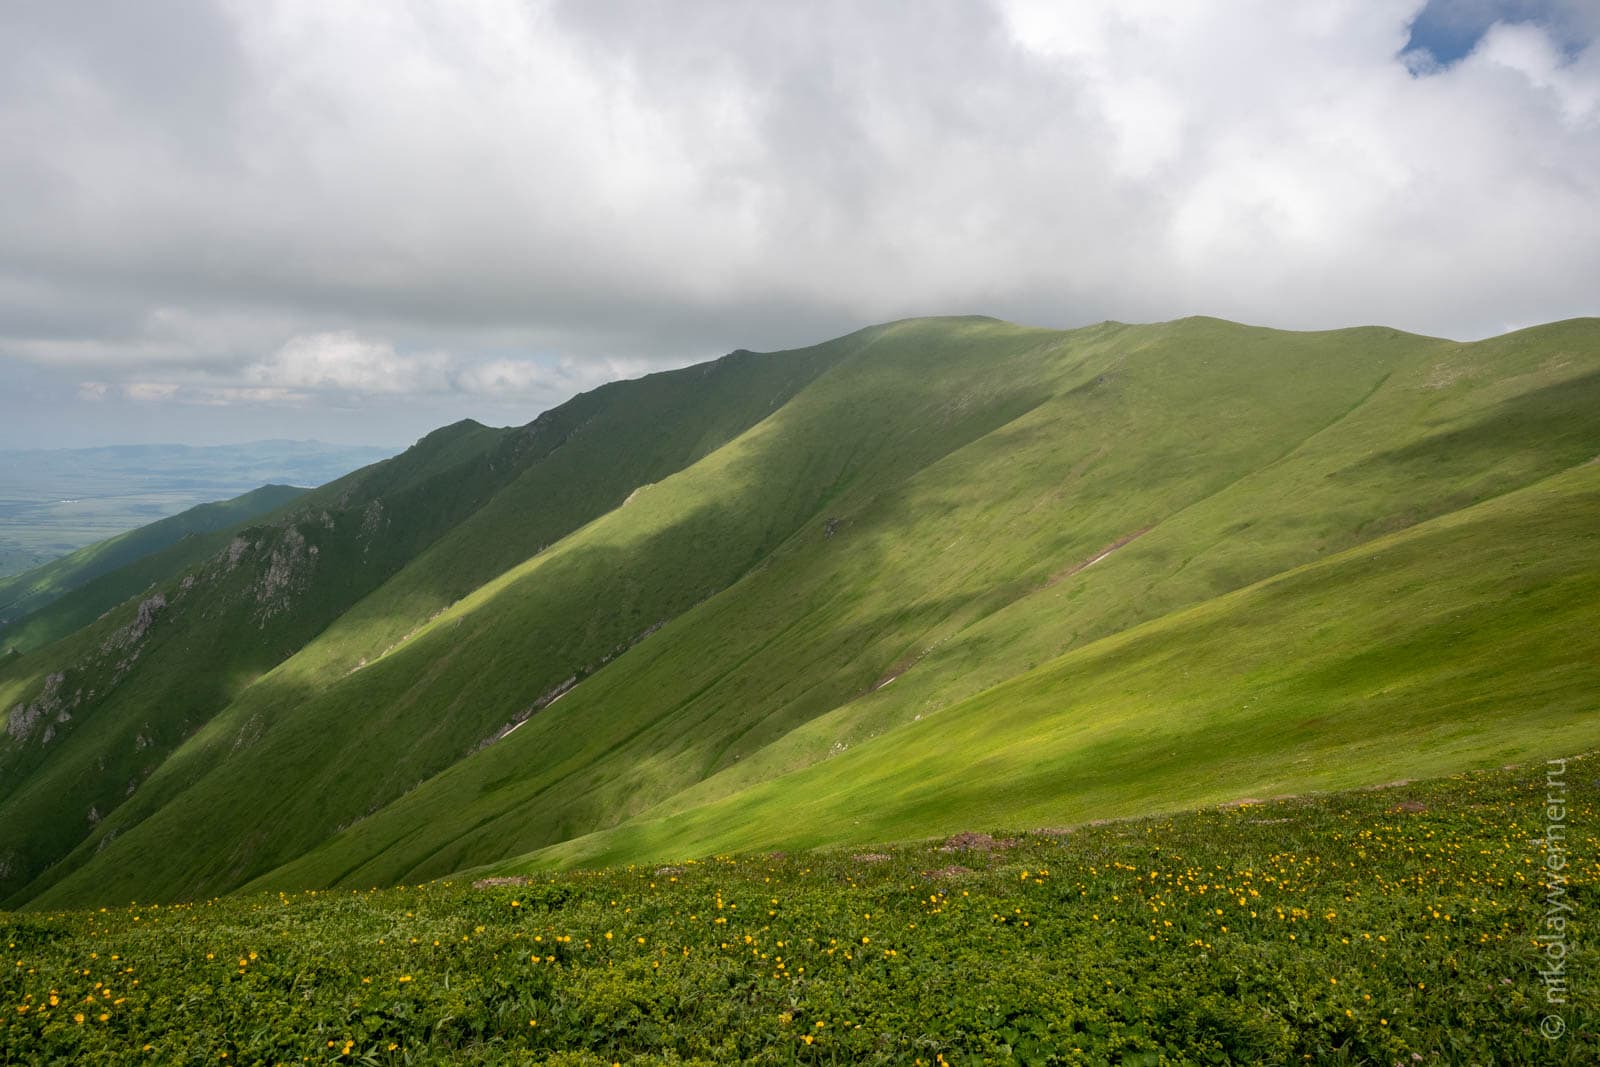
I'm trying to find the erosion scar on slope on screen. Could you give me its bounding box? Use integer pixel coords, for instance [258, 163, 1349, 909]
[1044, 525, 1154, 588]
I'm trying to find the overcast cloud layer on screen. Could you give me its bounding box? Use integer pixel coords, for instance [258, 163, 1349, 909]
[1, 0, 1597, 447]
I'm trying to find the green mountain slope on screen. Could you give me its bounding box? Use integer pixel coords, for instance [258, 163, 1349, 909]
[0, 484, 308, 653]
[16, 318, 1063, 905]
[235, 317, 1600, 894]
[5, 315, 1598, 912]
[484, 456, 1600, 872]
[0, 343, 847, 906]
[0, 419, 517, 901]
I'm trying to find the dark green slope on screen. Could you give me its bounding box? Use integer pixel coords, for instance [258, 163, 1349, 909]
[0, 484, 307, 653]
[0, 419, 519, 902]
[0, 343, 849, 907]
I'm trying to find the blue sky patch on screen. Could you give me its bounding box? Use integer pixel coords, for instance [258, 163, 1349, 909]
[1403, 0, 1595, 70]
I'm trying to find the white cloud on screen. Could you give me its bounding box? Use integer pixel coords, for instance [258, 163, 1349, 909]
[1475, 20, 1600, 120]
[109, 381, 306, 406]
[181, 385, 309, 406]
[0, 0, 1597, 444]
[453, 355, 659, 398]
[81, 331, 672, 411]
[246, 332, 452, 395]
[450, 359, 552, 397]
[122, 382, 183, 403]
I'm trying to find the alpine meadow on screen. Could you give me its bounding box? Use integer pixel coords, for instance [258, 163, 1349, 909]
[2, 315, 1598, 1061]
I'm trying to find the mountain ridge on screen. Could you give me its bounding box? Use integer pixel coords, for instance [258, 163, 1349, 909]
[3, 314, 1596, 909]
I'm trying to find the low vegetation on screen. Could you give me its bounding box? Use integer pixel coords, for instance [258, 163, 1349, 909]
[3, 763, 1593, 1064]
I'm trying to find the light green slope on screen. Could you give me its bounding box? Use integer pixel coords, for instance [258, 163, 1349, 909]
[0, 484, 308, 653]
[491, 456, 1600, 871]
[640, 316, 1600, 819]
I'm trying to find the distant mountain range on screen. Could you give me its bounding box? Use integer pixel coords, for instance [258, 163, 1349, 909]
[1, 315, 1595, 910]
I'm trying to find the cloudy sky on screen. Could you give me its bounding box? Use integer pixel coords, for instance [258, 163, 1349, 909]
[1, 0, 1596, 448]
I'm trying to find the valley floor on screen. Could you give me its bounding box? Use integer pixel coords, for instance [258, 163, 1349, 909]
[3, 761, 1594, 1064]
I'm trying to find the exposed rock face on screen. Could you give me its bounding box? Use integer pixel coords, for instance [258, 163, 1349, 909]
[254, 527, 315, 621]
[7, 589, 172, 754]
[7, 672, 65, 743]
[131, 595, 165, 642]
[922, 865, 974, 880]
[473, 619, 671, 752]
[6, 702, 42, 742]
[230, 714, 264, 754]
[471, 876, 534, 889]
[100, 595, 167, 654]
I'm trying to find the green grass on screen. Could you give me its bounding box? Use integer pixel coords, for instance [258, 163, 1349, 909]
[0, 419, 532, 906]
[486, 458, 1599, 874]
[3, 315, 1598, 918]
[113, 315, 1597, 905]
[0, 344, 848, 907]
[3, 762, 1593, 1063]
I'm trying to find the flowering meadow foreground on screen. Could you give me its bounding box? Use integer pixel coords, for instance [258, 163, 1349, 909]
[3, 763, 1595, 1065]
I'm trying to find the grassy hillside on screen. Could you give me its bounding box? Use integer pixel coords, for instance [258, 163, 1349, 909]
[486, 458, 1600, 873]
[0, 343, 848, 907]
[3, 763, 1593, 1063]
[0, 419, 518, 903]
[0, 483, 307, 652]
[4, 315, 1597, 915]
[20, 319, 1068, 905]
[233, 318, 1598, 897]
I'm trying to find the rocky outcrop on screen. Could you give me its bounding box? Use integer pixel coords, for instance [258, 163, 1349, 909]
[254, 527, 317, 622]
[6, 672, 68, 744]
